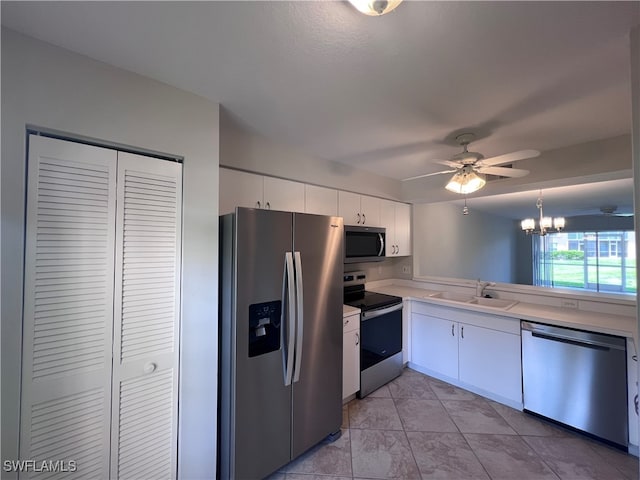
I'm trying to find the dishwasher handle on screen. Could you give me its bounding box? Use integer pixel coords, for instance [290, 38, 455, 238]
[522, 321, 625, 351]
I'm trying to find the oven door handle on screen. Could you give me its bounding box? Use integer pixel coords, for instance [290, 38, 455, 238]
[361, 302, 402, 320]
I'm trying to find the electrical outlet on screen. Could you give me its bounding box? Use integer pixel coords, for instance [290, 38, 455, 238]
[561, 299, 578, 309]
[402, 265, 411, 274]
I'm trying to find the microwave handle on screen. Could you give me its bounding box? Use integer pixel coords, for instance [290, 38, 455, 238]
[378, 233, 384, 256]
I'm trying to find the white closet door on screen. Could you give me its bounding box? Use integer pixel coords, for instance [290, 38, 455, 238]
[20, 135, 116, 478]
[111, 152, 182, 480]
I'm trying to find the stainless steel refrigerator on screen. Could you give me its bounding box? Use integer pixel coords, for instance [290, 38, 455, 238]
[219, 207, 344, 479]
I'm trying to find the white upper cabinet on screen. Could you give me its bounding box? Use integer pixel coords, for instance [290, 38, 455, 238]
[219, 168, 264, 214]
[380, 200, 411, 257]
[305, 184, 338, 216]
[338, 191, 381, 227]
[263, 176, 305, 213]
[219, 169, 304, 214]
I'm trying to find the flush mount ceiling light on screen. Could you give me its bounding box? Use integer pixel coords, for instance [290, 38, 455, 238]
[347, 0, 403, 16]
[445, 165, 486, 194]
[521, 192, 565, 236]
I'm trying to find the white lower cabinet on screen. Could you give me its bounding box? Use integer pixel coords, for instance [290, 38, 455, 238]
[343, 313, 360, 400]
[411, 313, 458, 380]
[410, 302, 522, 407]
[458, 323, 521, 403]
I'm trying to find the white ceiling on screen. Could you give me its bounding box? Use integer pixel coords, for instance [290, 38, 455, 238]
[2, 1, 639, 215]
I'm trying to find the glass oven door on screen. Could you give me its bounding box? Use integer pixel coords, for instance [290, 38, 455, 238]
[360, 303, 402, 371]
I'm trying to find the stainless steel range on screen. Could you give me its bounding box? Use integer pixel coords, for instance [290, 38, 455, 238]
[343, 272, 403, 398]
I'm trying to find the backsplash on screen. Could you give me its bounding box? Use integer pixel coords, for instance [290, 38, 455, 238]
[345, 257, 413, 281]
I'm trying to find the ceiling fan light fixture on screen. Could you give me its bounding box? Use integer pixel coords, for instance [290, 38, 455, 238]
[445, 167, 486, 194]
[347, 0, 403, 16]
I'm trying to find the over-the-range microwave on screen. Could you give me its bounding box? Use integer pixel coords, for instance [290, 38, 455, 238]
[344, 225, 386, 263]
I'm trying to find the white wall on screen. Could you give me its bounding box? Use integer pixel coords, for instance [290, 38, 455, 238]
[1, 29, 219, 479]
[413, 202, 516, 283]
[220, 109, 402, 200]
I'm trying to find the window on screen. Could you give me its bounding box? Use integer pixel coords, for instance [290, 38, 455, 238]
[533, 231, 636, 293]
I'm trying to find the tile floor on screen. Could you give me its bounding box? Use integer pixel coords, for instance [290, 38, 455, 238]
[268, 367, 639, 480]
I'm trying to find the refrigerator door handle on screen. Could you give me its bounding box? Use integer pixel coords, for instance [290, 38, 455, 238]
[293, 251, 304, 383]
[283, 252, 296, 386]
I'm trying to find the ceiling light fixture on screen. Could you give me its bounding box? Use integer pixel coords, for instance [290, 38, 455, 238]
[347, 0, 403, 16]
[445, 165, 486, 194]
[521, 192, 565, 236]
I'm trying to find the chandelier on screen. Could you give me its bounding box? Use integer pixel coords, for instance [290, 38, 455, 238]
[347, 0, 403, 16]
[521, 193, 565, 236]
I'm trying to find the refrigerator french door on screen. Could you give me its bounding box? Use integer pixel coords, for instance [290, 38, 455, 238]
[219, 208, 344, 480]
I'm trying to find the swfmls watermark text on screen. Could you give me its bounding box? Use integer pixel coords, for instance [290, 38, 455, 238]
[3, 460, 77, 473]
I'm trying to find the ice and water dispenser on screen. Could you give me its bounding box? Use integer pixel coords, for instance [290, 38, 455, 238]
[248, 300, 281, 357]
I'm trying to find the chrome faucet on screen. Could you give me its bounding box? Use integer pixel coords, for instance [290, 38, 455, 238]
[476, 279, 495, 297]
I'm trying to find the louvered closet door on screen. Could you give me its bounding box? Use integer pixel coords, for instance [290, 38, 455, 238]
[20, 135, 116, 479]
[110, 152, 182, 480]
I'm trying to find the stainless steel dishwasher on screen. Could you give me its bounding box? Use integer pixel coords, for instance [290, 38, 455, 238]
[521, 321, 628, 448]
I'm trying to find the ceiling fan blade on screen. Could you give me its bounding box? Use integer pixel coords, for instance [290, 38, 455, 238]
[435, 159, 461, 168]
[477, 166, 530, 178]
[479, 149, 540, 167]
[402, 169, 458, 181]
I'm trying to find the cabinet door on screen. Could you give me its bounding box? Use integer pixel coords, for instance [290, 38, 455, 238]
[338, 191, 362, 225]
[20, 135, 116, 478]
[394, 202, 411, 256]
[111, 152, 182, 479]
[411, 313, 458, 380]
[305, 184, 338, 216]
[458, 324, 521, 403]
[343, 328, 360, 399]
[380, 200, 397, 256]
[360, 195, 381, 227]
[219, 168, 264, 215]
[263, 176, 305, 213]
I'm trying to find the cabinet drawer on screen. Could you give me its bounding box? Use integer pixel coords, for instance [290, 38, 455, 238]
[343, 314, 360, 333]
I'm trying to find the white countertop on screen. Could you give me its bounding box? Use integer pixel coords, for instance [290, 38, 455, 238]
[343, 304, 360, 317]
[368, 283, 638, 348]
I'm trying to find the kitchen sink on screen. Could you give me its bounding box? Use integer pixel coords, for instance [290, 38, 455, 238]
[427, 291, 518, 310]
[468, 297, 518, 310]
[427, 291, 475, 302]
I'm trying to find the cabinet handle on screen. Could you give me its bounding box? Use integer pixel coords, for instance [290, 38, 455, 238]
[451, 324, 454, 336]
[461, 326, 464, 339]
[266, 202, 271, 210]
[256, 201, 261, 209]
[344, 319, 349, 326]
[355, 332, 359, 346]
[356, 213, 361, 224]
[362, 213, 366, 224]
[396, 245, 399, 254]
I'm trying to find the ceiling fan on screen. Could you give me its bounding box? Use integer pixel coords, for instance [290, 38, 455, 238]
[402, 133, 540, 194]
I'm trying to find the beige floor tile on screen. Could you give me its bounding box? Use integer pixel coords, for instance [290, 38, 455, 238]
[348, 397, 403, 430]
[443, 398, 517, 435]
[523, 435, 627, 480]
[428, 378, 481, 401]
[464, 433, 559, 479]
[281, 429, 352, 477]
[584, 439, 640, 479]
[367, 384, 392, 398]
[407, 431, 490, 479]
[350, 429, 420, 479]
[387, 370, 438, 399]
[489, 401, 568, 437]
[394, 398, 458, 432]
